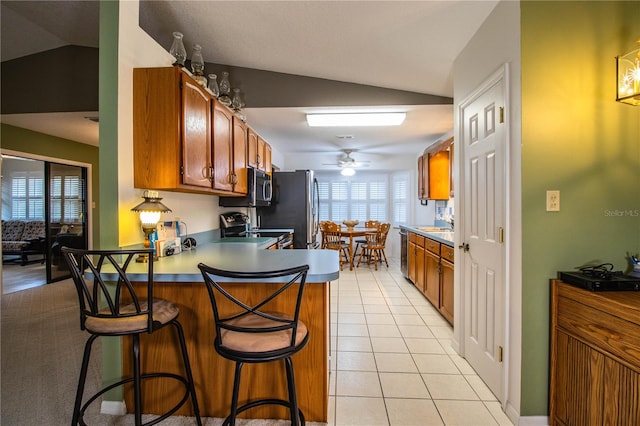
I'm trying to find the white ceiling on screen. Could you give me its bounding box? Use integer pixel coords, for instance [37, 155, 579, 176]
[1, 0, 499, 170]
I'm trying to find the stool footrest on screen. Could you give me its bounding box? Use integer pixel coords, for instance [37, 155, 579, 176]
[78, 372, 192, 426]
[222, 398, 305, 426]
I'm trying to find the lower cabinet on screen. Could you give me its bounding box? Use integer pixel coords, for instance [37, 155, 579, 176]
[407, 231, 454, 325]
[550, 280, 640, 425]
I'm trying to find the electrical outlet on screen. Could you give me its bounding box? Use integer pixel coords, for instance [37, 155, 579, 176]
[546, 190, 560, 212]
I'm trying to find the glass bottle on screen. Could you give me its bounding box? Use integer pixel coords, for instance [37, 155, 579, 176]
[231, 88, 242, 111]
[218, 71, 232, 106]
[190, 44, 207, 87]
[169, 31, 186, 67]
[208, 74, 220, 97]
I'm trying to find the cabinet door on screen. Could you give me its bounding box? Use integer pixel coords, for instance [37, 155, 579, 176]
[417, 156, 425, 199]
[408, 240, 417, 284]
[424, 250, 440, 307]
[232, 117, 248, 194]
[428, 150, 450, 200]
[264, 142, 272, 174]
[257, 136, 266, 171]
[181, 78, 212, 188]
[552, 331, 605, 425]
[440, 258, 454, 324]
[603, 359, 640, 424]
[416, 244, 425, 294]
[247, 127, 259, 169]
[212, 100, 233, 192]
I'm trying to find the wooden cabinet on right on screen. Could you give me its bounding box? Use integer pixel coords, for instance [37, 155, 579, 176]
[417, 137, 454, 201]
[550, 280, 640, 425]
[406, 231, 454, 325]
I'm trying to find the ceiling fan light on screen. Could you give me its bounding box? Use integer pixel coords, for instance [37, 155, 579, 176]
[306, 112, 406, 127]
[341, 167, 356, 176]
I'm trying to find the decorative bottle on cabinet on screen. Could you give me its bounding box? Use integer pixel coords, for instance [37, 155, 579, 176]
[218, 71, 232, 106]
[208, 74, 220, 97]
[190, 44, 207, 87]
[169, 32, 186, 67]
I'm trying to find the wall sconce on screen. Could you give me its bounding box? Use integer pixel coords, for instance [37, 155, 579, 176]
[131, 190, 171, 262]
[616, 42, 640, 105]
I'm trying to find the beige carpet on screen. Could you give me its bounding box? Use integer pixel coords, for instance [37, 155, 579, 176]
[0, 278, 325, 425]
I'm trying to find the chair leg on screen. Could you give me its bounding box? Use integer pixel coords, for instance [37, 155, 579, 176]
[72, 334, 98, 426]
[284, 357, 302, 426]
[225, 362, 244, 426]
[380, 249, 389, 267]
[171, 320, 202, 425]
[132, 334, 142, 426]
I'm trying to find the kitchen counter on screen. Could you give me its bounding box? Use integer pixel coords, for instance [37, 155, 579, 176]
[119, 242, 338, 421]
[117, 242, 339, 283]
[400, 225, 455, 246]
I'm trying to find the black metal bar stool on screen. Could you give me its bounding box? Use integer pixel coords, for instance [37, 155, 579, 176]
[62, 247, 202, 426]
[197, 263, 310, 426]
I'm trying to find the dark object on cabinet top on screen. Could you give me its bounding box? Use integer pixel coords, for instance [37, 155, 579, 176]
[558, 270, 640, 291]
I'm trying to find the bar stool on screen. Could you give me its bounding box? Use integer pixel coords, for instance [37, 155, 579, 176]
[62, 247, 202, 426]
[197, 263, 310, 426]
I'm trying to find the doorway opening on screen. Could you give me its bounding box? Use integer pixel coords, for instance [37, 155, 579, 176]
[1, 154, 89, 294]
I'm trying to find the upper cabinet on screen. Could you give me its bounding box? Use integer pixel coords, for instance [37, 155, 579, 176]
[247, 128, 272, 174]
[133, 66, 267, 196]
[417, 137, 454, 201]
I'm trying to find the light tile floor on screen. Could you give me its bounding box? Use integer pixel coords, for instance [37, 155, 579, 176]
[327, 258, 513, 426]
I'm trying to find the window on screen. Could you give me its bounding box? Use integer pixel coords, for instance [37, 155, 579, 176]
[392, 171, 409, 226]
[7, 173, 44, 220]
[50, 174, 83, 223]
[317, 172, 406, 225]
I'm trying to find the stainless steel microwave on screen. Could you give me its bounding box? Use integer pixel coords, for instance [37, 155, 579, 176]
[219, 168, 272, 207]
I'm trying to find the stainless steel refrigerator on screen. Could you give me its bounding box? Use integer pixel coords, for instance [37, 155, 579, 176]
[256, 170, 320, 249]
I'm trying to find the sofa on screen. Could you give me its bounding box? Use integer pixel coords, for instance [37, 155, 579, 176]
[2, 220, 46, 265]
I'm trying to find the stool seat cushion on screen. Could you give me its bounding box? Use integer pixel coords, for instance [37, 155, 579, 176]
[85, 298, 179, 334]
[220, 312, 308, 353]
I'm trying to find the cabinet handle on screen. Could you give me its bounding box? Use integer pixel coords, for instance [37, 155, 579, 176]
[209, 166, 214, 182]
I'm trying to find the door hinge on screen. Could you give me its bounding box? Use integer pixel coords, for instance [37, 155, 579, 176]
[499, 107, 505, 123]
[498, 345, 504, 363]
[498, 227, 504, 243]
[179, 166, 184, 175]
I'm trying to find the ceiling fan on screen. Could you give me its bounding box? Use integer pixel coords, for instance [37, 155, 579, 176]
[323, 149, 370, 169]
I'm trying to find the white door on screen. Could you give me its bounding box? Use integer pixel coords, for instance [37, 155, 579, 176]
[459, 70, 506, 398]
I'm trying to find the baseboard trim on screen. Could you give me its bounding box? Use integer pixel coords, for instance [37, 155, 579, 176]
[517, 415, 549, 425]
[101, 400, 126, 415]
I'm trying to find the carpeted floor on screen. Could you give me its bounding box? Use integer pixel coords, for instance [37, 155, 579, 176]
[0, 278, 323, 425]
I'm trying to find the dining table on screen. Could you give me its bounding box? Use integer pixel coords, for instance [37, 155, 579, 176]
[339, 227, 379, 270]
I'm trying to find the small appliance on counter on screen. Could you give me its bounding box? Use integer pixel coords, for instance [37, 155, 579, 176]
[219, 212, 294, 249]
[558, 263, 640, 291]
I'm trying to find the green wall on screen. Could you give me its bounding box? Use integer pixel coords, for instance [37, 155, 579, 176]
[0, 123, 100, 244]
[521, 1, 640, 415]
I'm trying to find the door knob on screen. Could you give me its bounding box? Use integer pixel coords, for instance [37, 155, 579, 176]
[458, 242, 469, 252]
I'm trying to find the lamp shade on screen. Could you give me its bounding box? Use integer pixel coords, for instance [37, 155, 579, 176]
[616, 46, 640, 106]
[131, 190, 171, 226]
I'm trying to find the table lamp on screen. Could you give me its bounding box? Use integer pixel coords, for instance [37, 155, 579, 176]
[131, 190, 171, 262]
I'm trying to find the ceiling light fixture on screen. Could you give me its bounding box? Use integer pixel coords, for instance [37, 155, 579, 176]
[616, 41, 640, 106]
[307, 112, 406, 127]
[341, 167, 356, 177]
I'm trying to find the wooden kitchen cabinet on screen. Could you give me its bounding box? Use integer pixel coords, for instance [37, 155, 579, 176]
[212, 99, 233, 192]
[440, 245, 455, 324]
[133, 66, 249, 196]
[232, 117, 248, 194]
[424, 245, 440, 308]
[134, 66, 213, 192]
[247, 128, 272, 173]
[550, 280, 640, 425]
[417, 137, 453, 201]
[406, 230, 454, 325]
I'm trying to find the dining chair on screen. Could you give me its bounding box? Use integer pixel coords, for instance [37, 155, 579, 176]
[62, 247, 202, 426]
[354, 220, 380, 260]
[356, 222, 391, 270]
[321, 221, 350, 270]
[197, 263, 310, 426]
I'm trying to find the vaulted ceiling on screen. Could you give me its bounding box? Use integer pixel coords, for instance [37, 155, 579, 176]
[1, 0, 499, 170]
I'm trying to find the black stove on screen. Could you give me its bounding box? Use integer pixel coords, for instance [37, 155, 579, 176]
[558, 270, 640, 291]
[219, 212, 293, 248]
